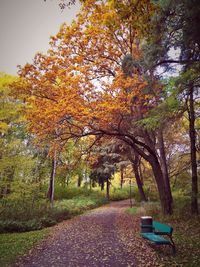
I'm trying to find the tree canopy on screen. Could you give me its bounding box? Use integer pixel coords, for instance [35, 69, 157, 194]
[11, 0, 200, 214]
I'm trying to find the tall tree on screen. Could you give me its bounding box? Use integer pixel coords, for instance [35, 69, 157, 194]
[144, 0, 200, 214]
[13, 0, 173, 214]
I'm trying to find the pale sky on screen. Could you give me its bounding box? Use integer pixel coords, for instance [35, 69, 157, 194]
[0, 0, 80, 75]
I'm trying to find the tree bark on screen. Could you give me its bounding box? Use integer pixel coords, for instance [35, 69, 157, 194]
[149, 155, 173, 215]
[157, 128, 173, 205]
[47, 150, 57, 206]
[120, 135, 173, 214]
[77, 174, 82, 187]
[106, 177, 110, 200]
[66, 174, 70, 186]
[131, 154, 147, 202]
[101, 181, 104, 191]
[139, 160, 144, 185]
[120, 166, 124, 189]
[188, 86, 198, 214]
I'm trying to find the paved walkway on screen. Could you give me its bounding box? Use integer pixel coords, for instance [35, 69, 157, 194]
[15, 200, 160, 267]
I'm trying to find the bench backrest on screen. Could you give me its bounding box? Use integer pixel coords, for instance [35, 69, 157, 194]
[153, 221, 173, 235]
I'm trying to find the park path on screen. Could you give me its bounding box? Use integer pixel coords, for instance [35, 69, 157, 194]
[14, 200, 160, 267]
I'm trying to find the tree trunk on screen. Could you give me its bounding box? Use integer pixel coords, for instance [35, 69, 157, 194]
[106, 178, 110, 200]
[149, 155, 173, 215]
[188, 86, 198, 214]
[132, 163, 147, 202]
[47, 150, 56, 206]
[101, 181, 104, 191]
[120, 166, 124, 189]
[66, 174, 70, 187]
[77, 174, 82, 187]
[120, 133, 173, 214]
[131, 154, 147, 202]
[157, 128, 173, 205]
[89, 177, 92, 191]
[139, 161, 144, 185]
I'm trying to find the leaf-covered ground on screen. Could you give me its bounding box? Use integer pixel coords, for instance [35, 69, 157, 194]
[14, 200, 161, 267]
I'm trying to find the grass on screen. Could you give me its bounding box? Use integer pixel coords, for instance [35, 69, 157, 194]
[0, 228, 49, 267]
[126, 207, 138, 215]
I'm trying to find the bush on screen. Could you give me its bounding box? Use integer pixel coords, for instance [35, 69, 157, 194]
[0, 182, 49, 222]
[0, 219, 43, 233]
[42, 184, 93, 200]
[0, 191, 108, 233]
[40, 217, 57, 227]
[109, 185, 159, 202]
[110, 187, 131, 201]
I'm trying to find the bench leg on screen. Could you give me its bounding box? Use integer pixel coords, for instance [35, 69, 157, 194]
[170, 244, 176, 255]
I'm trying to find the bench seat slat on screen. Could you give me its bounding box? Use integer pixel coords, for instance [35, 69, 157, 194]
[141, 233, 171, 244]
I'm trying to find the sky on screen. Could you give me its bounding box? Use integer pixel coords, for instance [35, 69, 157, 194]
[0, 0, 80, 75]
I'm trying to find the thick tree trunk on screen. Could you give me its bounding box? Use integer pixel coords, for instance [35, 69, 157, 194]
[149, 156, 173, 215]
[189, 86, 198, 214]
[139, 161, 144, 185]
[120, 166, 124, 189]
[157, 128, 173, 205]
[47, 151, 56, 205]
[119, 132, 173, 214]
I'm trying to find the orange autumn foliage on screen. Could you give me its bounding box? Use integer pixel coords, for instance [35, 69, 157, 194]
[14, 0, 160, 144]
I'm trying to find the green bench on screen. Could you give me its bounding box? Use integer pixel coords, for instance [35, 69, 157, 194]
[141, 221, 176, 254]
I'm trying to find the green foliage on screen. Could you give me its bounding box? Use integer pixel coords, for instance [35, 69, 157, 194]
[0, 74, 43, 198]
[109, 187, 132, 201]
[54, 185, 93, 200]
[108, 185, 159, 202]
[53, 195, 108, 217]
[0, 229, 48, 267]
[0, 182, 47, 221]
[42, 184, 103, 200]
[0, 73, 20, 133]
[0, 186, 107, 233]
[137, 83, 182, 130]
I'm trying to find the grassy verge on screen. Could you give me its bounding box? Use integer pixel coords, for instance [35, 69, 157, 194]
[0, 228, 49, 267]
[127, 199, 200, 267]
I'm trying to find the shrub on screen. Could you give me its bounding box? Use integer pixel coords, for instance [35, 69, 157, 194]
[0, 182, 49, 222]
[0, 192, 108, 233]
[0, 220, 42, 233]
[110, 187, 133, 201]
[42, 184, 93, 200]
[40, 217, 57, 227]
